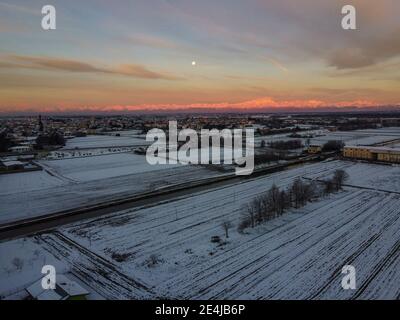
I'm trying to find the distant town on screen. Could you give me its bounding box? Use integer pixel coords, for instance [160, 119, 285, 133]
[1, 112, 400, 172]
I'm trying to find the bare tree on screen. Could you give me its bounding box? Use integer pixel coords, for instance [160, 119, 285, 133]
[246, 200, 258, 228]
[303, 181, 317, 203]
[12, 257, 24, 271]
[278, 190, 291, 215]
[221, 221, 233, 239]
[239, 197, 261, 233]
[324, 180, 335, 195]
[237, 216, 250, 234]
[254, 196, 267, 223]
[237, 172, 348, 236]
[291, 178, 304, 208]
[332, 169, 349, 191]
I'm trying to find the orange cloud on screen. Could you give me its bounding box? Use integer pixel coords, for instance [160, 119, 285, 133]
[1, 55, 180, 80]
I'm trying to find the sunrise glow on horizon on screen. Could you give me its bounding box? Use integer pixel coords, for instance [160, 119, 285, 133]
[1, 0, 400, 114]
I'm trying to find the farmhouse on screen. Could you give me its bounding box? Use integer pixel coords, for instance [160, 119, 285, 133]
[308, 145, 322, 154]
[8, 145, 32, 153]
[343, 146, 400, 163]
[1, 160, 24, 171]
[26, 274, 89, 300]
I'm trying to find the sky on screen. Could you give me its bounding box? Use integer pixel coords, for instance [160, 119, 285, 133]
[0, 0, 399, 114]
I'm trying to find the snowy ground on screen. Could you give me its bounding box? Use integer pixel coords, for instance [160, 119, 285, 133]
[2, 160, 399, 299]
[106, 130, 144, 137]
[302, 160, 400, 193]
[0, 237, 67, 298]
[310, 127, 400, 147]
[0, 152, 228, 224]
[0, 237, 102, 300]
[63, 135, 149, 149]
[39, 153, 181, 182]
[255, 127, 400, 148]
[0, 170, 65, 195]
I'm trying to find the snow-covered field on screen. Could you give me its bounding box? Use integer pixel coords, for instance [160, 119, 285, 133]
[106, 130, 144, 137]
[302, 160, 400, 193]
[63, 135, 149, 149]
[0, 152, 228, 224]
[2, 160, 399, 299]
[39, 153, 180, 182]
[0, 170, 65, 195]
[255, 127, 400, 148]
[310, 127, 400, 147]
[0, 237, 103, 300]
[0, 238, 68, 299]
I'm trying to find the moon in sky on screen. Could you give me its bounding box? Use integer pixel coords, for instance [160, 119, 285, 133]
[192, 61, 196, 66]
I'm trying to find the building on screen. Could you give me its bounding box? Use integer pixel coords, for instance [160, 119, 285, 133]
[26, 274, 89, 300]
[1, 160, 24, 170]
[308, 145, 322, 154]
[8, 145, 32, 153]
[343, 146, 400, 163]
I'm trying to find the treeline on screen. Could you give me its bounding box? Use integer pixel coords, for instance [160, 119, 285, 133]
[254, 151, 281, 164]
[260, 139, 303, 150]
[0, 132, 14, 152]
[35, 131, 66, 149]
[238, 169, 348, 233]
[322, 140, 345, 152]
[267, 139, 303, 150]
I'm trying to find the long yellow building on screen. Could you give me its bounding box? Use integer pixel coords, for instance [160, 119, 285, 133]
[343, 146, 400, 163]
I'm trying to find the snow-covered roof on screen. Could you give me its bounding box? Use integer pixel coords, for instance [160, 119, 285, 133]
[344, 145, 400, 154]
[9, 146, 31, 150]
[26, 278, 46, 298]
[36, 289, 64, 301]
[2, 160, 24, 167]
[57, 274, 89, 296]
[26, 274, 89, 300]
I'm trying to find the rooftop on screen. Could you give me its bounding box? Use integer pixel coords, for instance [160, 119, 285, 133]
[26, 274, 89, 300]
[344, 145, 400, 154]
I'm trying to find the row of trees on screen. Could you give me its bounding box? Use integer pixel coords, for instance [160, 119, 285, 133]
[0, 132, 14, 152]
[238, 169, 348, 233]
[322, 140, 345, 152]
[35, 131, 66, 149]
[267, 139, 304, 150]
[324, 169, 349, 194]
[254, 151, 281, 164]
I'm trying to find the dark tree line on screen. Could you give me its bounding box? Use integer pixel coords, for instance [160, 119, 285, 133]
[35, 131, 66, 149]
[0, 132, 14, 152]
[322, 140, 345, 152]
[323, 169, 349, 194]
[254, 151, 281, 164]
[238, 169, 348, 233]
[268, 139, 303, 150]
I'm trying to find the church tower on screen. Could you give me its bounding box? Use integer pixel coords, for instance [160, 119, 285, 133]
[38, 115, 44, 133]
